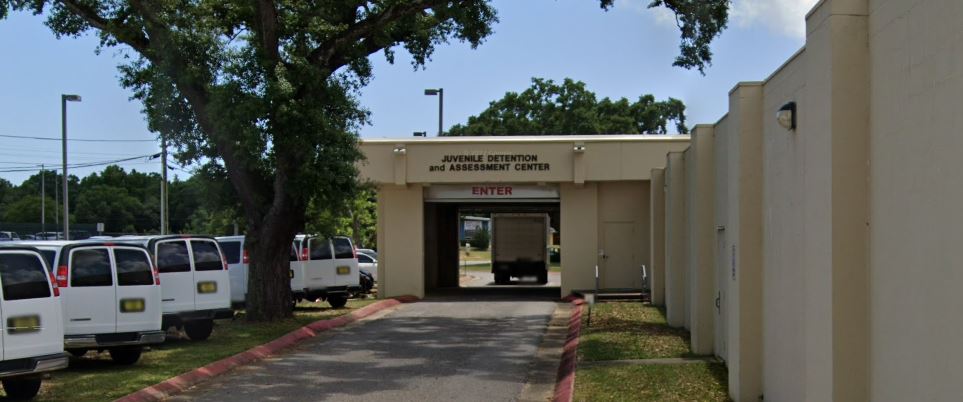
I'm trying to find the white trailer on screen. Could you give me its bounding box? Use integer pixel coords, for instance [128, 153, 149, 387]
[491, 213, 550, 284]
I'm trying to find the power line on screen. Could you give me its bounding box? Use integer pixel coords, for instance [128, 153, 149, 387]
[0, 153, 161, 173]
[0, 134, 157, 142]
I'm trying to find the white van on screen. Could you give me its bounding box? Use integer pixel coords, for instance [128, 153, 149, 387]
[21, 241, 165, 364]
[215, 236, 247, 306]
[116, 236, 233, 341]
[0, 245, 69, 399]
[290, 235, 361, 308]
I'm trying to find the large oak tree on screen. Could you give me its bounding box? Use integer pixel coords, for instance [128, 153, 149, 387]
[1, 0, 728, 321]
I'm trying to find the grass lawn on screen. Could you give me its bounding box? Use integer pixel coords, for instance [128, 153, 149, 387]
[575, 302, 729, 401]
[28, 298, 377, 402]
[458, 248, 491, 261]
[579, 303, 691, 361]
[574, 362, 729, 402]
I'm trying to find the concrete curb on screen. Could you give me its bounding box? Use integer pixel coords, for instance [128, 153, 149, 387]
[553, 296, 584, 402]
[114, 296, 418, 402]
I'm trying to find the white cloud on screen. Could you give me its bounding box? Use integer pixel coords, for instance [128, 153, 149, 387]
[618, 0, 819, 39]
[730, 0, 820, 39]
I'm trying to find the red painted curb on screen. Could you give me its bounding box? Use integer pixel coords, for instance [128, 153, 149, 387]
[114, 296, 418, 402]
[553, 297, 585, 402]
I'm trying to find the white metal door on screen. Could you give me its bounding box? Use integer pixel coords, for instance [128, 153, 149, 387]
[155, 240, 195, 314]
[190, 240, 230, 311]
[304, 238, 334, 291]
[65, 247, 117, 335]
[113, 247, 162, 333]
[331, 237, 359, 288]
[0, 251, 61, 360]
[601, 223, 638, 289]
[290, 242, 305, 292]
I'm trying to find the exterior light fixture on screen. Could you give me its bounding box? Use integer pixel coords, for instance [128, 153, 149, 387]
[573, 144, 586, 153]
[392, 145, 407, 155]
[61, 94, 82, 240]
[413, 131, 427, 137]
[777, 102, 796, 131]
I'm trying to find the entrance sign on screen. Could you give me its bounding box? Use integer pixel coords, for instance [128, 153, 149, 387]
[429, 153, 551, 173]
[425, 184, 560, 201]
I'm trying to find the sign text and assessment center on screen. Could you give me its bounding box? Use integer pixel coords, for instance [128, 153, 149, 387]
[431, 154, 551, 172]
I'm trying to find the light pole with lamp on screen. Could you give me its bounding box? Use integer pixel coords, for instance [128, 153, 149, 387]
[424, 88, 443, 136]
[61, 94, 81, 240]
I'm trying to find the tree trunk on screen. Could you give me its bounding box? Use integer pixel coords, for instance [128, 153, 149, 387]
[245, 215, 298, 321]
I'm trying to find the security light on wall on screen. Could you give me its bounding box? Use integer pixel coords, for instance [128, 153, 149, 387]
[393, 145, 407, 155]
[573, 144, 586, 153]
[777, 102, 797, 131]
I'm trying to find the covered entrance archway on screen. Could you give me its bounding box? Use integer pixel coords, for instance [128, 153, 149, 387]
[359, 135, 689, 299]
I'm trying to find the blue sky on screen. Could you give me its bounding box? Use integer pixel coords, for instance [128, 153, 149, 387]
[0, 0, 815, 185]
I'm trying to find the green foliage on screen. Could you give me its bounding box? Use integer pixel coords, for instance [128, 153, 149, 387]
[600, 0, 729, 74]
[306, 186, 377, 248]
[445, 78, 688, 136]
[469, 228, 490, 250]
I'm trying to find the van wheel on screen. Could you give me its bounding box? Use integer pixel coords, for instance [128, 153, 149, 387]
[185, 320, 214, 341]
[537, 270, 548, 285]
[109, 346, 143, 365]
[66, 348, 88, 358]
[494, 272, 509, 285]
[328, 295, 348, 308]
[2, 377, 42, 400]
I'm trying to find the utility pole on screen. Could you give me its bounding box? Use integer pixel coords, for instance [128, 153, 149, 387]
[40, 164, 45, 234]
[160, 136, 168, 235]
[54, 169, 58, 228]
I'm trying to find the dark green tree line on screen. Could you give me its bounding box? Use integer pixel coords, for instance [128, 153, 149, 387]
[445, 78, 688, 136]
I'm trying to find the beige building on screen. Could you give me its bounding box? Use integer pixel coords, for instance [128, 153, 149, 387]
[359, 136, 688, 298]
[652, 0, 963, 400]
[362, 0, 963, 400]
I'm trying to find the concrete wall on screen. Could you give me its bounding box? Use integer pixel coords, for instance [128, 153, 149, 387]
[868, 0, 963, 400]
[713, 116, 730, 362]
[650, 168, 666, 305]
[761, 48, 808, 401]
[377, 184, 425, 299]
[560, 183, 598, 295]
[686, 126, 716, 355]
[664, 152, 687, 328]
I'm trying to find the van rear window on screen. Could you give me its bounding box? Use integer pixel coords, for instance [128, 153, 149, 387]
[157, 241, 191, 273]
[0, 253, 52, 300]
[310, 239, 332, 261]
[71, 248, 113, 287]
[219, 241, 242, 265]
[116, 249, 154, 286]
[333, 238, 354, 259]
[192, 241, 223, 271]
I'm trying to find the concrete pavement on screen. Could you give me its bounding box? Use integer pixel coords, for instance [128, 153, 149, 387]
[168, 299, 558, 402]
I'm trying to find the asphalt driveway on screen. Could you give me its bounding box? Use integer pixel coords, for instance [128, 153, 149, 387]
[169, 299, 558, 402]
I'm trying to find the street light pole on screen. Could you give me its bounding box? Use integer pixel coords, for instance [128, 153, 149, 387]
[40, 164, 45, 235]
[61, 94, 81, 240]
[424, 88, 444, 136]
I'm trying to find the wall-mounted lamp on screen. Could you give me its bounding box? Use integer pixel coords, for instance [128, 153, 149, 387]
[413, 131, 427, 137]
[573, 144, 586, 153]
[777, 102, 797, 131]
[392, 145, 407, 155]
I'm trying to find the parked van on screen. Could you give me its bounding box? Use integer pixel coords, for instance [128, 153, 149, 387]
[215, 236, 247, 306]
[116, 236, 233, 341]
[290, 235, 361, 308]
[20, 241, 165, 364]
[0, 245, 69, 399]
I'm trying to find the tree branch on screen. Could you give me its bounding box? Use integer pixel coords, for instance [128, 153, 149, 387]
[309, 0, 448, 70]
[57, 0, 150, 53]
[252, 0, 281, 63]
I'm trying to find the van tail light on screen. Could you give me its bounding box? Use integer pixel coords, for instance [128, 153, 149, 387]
[56, 265, 68, 289]
[152, 265, 161, 286]
[222, 256, 229, 270]
[242, 249, 249, 264]
[301, 247, 309, 261]
[49, 272, 60, 297]
[352, 244, 358, 259]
